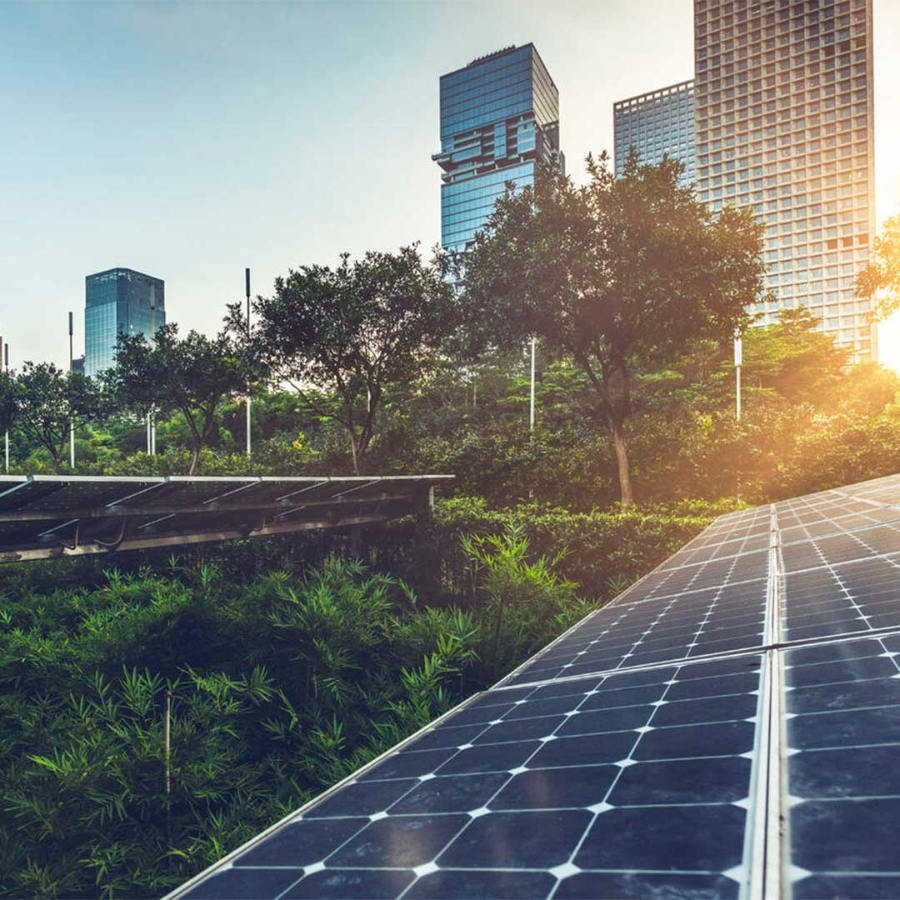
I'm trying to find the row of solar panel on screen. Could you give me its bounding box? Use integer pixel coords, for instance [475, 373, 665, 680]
[171, 474, 900, 898]
[180, 630, 900, 899]
[0, 475, 451, 559]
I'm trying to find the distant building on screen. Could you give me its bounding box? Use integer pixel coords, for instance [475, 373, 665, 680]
[613, 80, 696, 185]
[434, 43, 564, 253]
[694, 0, 875, 358]
[612, 1, 875, 360]
[84, 268, 165, 378]
[72, 356, 85, 376]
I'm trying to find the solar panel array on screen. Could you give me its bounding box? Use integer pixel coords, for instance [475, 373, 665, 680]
[170, 472, 900, 900]
[0, 474, 451, 562]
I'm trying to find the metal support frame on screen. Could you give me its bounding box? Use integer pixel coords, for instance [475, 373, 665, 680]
[0, 474, 453, 564]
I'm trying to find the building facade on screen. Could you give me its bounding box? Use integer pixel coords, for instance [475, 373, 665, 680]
[434, 43, 564, 253]
[84, 268, 165, 378]
[614, 80, 696, 184]
[694, 0, 875, 358]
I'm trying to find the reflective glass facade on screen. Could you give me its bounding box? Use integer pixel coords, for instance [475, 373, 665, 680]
[434, 44, 564, 252]
[695, 0, 875, 359]
[614, 80, 696, 185]
[85, 268, 165, 377]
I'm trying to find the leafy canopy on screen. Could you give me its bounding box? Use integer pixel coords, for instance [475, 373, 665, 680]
[241, 245, 458, 474]
[460, 152, 767, 506]
[108, 324, 245, 475]
[855, 214, 900, 319]
[13, 362, 110, 472]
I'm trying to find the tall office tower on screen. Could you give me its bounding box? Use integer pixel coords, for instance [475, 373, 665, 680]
[434, 44, 564, 253]
[84, 268, 165, 377]
[695, 0, 875, 359]
[613, 80, 697, 184]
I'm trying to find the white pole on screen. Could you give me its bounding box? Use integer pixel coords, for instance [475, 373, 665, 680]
[0, 336, 6, 475]
[148, 302, 157, 457]
[245, 268, 252, 457]
[4, 343, 8, 474]
[734, 332, 743, 421]
[246, 398, 252, 456]
[529, 337, 536, 432]
[69, 312, 75, 470]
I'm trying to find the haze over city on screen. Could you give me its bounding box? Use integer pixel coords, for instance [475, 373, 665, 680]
[3, 0, 900, 370]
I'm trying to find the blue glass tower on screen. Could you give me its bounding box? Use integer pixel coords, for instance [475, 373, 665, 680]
[84, 268, 165, 378]
[434, 44, 563, 253]
[613, 80, 696, 185]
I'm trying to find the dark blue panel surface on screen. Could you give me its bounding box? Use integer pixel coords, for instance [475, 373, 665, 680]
[172, 472, 900, 900]
[783, 555, 900, 642]
[501, 575, 767, 687]
[180, 656, 762, 899]
[786, 635, 900, 896]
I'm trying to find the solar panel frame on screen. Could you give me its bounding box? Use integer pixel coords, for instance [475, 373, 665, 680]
[161, 471, 900, 899]
[0, 474, 452, 562]
[175, 654, 769, 900]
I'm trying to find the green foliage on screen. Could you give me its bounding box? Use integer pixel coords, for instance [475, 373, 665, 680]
[434, 496, 722, 604]
[107, 324, 245, 475]
[460, 523, 587, 679]
[741, 307, 850, 406]
[460, 152, 767, 507]
[10, 362, 111, 473]
[0, 537, 594, 898]
[239, 245, 459, 474]
[855, 214, 900, 319]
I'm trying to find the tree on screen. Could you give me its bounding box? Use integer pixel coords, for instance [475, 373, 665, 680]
[240, 245, 457, 475]
[13, 362, 110, 472]
[855, 214, 900, 318]
[109, 324, 245, 475]
[741, 307, 851, 407]
[460, 152, 767, 508]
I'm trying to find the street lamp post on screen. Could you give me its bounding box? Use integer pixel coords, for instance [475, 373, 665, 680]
[245, 267, 252, 457]
[147, 301, 157, 456]
[529, 337, 536, 433]
[69, 312, 75, 469]
[4, 343, 8, 473]
[734, 330, 743, 421]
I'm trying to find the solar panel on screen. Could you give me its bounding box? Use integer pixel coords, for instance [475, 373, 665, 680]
[169, 472, 900, 899]
[0, 474, 452, 562]
[178, 654, 765, 900]
[785, 631, 900, 899]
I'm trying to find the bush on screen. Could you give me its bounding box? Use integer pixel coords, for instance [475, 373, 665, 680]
[0, 533, 592, 898]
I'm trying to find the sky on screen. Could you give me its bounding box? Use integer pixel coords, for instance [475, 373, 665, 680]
[2, 0, 900, 370]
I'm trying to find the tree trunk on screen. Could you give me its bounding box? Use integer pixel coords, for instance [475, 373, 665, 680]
[189, 444, 201, 475]
[608, 414, 634, 510]
[348, 432, 365, 476]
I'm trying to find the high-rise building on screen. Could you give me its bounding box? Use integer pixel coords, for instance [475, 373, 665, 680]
[84, 268, 165, 378]
[613, 80, 696, 184]
[694, 0, 875, 358]
[434, 44, 564, 253]
[612, 1, 875, 359]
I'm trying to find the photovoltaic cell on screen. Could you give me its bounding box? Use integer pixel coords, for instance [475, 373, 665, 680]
[785, 632, 900, 899]
[179, 656, 764, 900]
[0, 474, 451, 561]
[500, 571, 767, 687]
[170, 472, 900, 899]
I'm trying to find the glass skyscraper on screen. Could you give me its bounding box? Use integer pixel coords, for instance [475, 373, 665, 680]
[84, 268, 165, 378]
[434, 44, 563, 253]
[695, 0, 875, 359]
[614, 80, 696, 185]
[612, 1, 875, 360]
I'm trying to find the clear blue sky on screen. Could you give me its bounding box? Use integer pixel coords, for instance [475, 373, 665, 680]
[2, 0, 899, 369]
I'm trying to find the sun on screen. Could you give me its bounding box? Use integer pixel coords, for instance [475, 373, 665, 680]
[877, 311, 900, 373]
